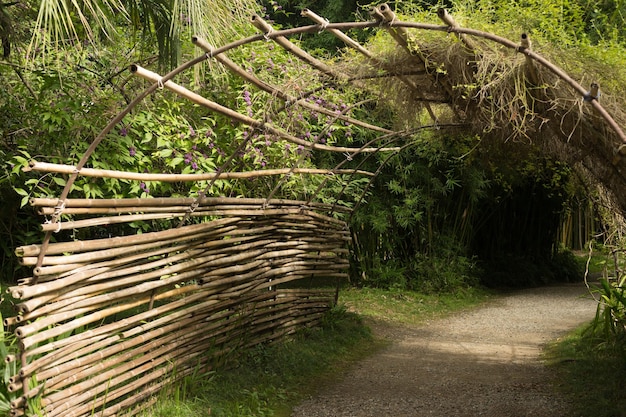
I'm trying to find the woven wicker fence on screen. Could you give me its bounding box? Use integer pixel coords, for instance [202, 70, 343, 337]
[8, 197, 349, 416]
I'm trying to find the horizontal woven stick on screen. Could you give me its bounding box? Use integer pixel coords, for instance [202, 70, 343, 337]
[36, 203, 349, 216]
[49, 332, 240, 417]
[18, 241, 206, 300]
[17, 293, 152, 349]
[31, 223, 264, 278]
[34, 298, 225, 383]
[36, 205, 193, 215]
[16, 291, 108, 323]
[32, 290, 278, 380]
[25, 160, 374, 181]
[16, 260, 226, 339]
[19, 233, 204, 267]
[30, 224, 254, 279]
[41, 299, 288, 411]
[44, 324, 200, 394]
[29, 219, 253, 268]
[26, 239, 310, 298]
[17, 217, 241, 257]
[20, 237, 343, 308]
[40, 302, 271, 394]
[21, 288, 254, 375]
[38, 207, 309, 232]
[21, 283, 276, 360]
[42, 339, 189, 412]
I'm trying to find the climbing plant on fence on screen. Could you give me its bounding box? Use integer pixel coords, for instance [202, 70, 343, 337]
[3, 2, 626, 416]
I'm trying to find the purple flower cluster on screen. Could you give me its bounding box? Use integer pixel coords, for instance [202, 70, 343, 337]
[242, 90, 253, 117]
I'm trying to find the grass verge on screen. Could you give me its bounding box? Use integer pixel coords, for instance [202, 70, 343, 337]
[545, 325, 626, 417]
[138, 287, 490, 416]
[339, 286, 491, 326]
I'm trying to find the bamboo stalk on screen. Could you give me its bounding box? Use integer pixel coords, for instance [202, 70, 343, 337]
[301, 8, 439, 123]
[376, 3, 460, 119]
[29, 196, 349, 210]
[25, 160, 374, 182]
[250, 14, 347, 81]
[518, 33, 539, 85]
[436, 8, 478, 51]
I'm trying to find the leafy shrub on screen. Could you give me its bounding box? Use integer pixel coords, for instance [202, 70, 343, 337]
[409, 250, 480, 293]
[590, 276, 626, 346]
[369, 260, 407, 290]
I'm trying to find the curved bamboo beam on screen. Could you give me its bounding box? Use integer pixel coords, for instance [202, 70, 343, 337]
[234, 17, 626, 155]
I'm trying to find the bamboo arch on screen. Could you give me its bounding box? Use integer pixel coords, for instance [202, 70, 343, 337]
[7, 4, 626, 416]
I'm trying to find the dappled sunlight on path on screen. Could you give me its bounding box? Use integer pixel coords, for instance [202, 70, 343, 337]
[292, 284, 597, 417]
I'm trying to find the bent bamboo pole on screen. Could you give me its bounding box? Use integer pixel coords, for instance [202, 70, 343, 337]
[29, 196, 349, 210]
[16, 216, 241, 258]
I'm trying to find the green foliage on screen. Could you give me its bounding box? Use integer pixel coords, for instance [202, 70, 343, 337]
[350, 133, 488, 291]
[589, 253, 626, 343]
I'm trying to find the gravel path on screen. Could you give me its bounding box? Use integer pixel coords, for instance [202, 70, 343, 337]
[292, 283, 597, 417]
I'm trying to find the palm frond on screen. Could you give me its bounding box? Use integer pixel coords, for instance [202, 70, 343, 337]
[171, 0, 260, 49]
[27, 0, 127, 61]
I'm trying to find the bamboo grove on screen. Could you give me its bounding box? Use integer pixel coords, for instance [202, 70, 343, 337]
[5, 4, 626, 416]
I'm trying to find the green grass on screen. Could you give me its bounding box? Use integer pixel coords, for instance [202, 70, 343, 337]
[339, 286, 491, 326]
[137, 287, 490, 416]
[545, 325, 626, 417]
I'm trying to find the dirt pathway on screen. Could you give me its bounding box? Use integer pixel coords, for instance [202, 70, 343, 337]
[291, 283, 597, 417]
